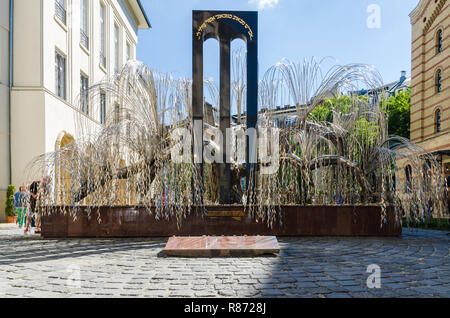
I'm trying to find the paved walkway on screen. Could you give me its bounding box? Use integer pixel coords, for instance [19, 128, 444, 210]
[0, 224, 449, 298]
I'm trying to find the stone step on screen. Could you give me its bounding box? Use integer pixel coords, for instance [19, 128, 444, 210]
[164, 236, 280, 257]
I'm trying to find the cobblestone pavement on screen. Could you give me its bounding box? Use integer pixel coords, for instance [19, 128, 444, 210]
[0, 224, 449, 298]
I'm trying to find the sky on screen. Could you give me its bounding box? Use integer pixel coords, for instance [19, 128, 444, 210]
[137, 0, 419, 86]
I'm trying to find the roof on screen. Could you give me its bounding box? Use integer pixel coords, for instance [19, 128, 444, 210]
[351, 74, 411, 96]
[387, 77, 411, 94]
[129, 0, 151, 29]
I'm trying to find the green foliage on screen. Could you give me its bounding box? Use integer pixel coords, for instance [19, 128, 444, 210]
[308, 96, 356, 122]
[309, 100, 334, 122]
[386, 89, 411, 138]
[353, 118, 379, 147]
[402, 218, 450, 231]
[5, 185, 15, 217]
[333, 95, 354, 114]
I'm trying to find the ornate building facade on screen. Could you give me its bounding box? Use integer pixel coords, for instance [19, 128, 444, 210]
[410, 0, 450, 176]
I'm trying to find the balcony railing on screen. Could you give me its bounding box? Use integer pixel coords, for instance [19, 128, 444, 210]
[80, 30, 89, 50]
[55, 1, 66, 25]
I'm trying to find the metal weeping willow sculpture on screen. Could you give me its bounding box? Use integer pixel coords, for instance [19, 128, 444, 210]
[23, 11, 446, 233]
[24, 56, 447, 229]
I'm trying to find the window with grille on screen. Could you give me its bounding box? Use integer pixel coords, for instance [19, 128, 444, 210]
[55, 0, 66, 25]
[126, 42, 131, 62]
[100, 92, 106, 124]
[80, 0, 89, 49]
[100, 3, 106, 68]
[55, 51, 66, 100]
[436, 70, 442, 93]
[436, 109, 442, 133]
[80, 74, 89, 115]
[437, 29, 443, 54]
[114, 24, 119, 74]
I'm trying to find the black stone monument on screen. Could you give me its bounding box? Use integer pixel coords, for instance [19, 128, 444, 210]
[192, 10, 258, 204]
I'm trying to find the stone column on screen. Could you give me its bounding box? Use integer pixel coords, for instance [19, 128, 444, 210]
[192, 19, 204, 204]
[219, 36, 231, 204]
[246, 26, 258, 195]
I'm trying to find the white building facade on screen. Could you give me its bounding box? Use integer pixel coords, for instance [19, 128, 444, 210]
[0, 0, 150, 222]
[0, 0, 11, 222]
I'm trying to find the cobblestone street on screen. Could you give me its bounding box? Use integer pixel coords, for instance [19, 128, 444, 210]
[0, 224, 449, 298]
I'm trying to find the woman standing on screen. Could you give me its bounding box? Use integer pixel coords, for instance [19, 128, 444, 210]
[13, 186, 29, 228]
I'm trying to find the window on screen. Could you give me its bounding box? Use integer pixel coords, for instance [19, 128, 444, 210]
[114, 24, 119, 74]
[55, 0, 66, 25]
[437, 29, 443, 54]
[436, 69, 442, 93]
[80, 74, 89, 115]
[436, 109, 442, 133]
[80, 0, 89, 49]
[405, 165, 412, 192]
[285, 117, 296, 127]
[100, 92, 106, 124]
[100, 3, 106, 68]
[114, 104, 120, 124]
[55, 51, 66, 100]
[126, 42, 131, 62]
[126, 112, 131, 140]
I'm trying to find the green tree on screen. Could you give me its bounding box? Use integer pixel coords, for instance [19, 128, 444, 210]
[309, 99, 334, 122]
[352, 118, 379, 148]
[386, 89, 411, 139]
[308, 96, 355, 122]
[5, 185, 15, 217]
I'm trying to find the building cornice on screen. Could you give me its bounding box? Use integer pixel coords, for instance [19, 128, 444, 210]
[410, 0, 429, 24]
[423, 0, 447, 33]
[11, 86, 102, 125]
[128, 0, 151, 29]
[410, 0, 448, 34]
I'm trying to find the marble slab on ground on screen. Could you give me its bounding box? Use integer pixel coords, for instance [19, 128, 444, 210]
[164, 236, 280, 257]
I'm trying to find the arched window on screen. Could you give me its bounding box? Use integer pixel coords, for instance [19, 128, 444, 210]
[436, 69, 442, 93]
[436, 109, 442, 133]
[437, 29, 443, 53]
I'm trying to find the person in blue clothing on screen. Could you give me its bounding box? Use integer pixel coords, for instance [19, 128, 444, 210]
[12, 186, 29, 228]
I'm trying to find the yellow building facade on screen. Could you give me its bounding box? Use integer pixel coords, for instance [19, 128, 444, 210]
[410, 0, 450, 176]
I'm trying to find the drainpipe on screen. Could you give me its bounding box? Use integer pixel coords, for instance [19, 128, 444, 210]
[8, 0, 13, 186]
